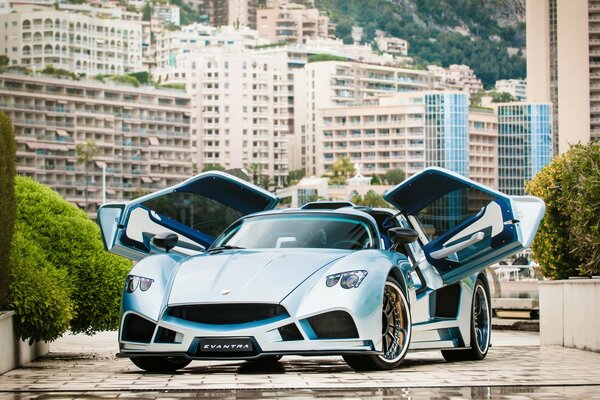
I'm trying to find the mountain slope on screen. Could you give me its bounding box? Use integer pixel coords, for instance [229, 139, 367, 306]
[315, 0, 525, 88]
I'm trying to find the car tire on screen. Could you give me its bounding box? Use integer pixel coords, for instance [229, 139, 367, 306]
[343, 276, 411, 371]
[441, 278, 491, 362]
[130, 356, 191, 372]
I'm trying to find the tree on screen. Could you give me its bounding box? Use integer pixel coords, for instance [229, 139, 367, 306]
[248, 163, 262, 185]
[385, 168, 406, 185]
[490, 91, 518, 103]
[142, 1, 152, 21]
[287, 169, 306, 186]
[370, 174, 382, 185]
[329, 157, 354, 185]
[202, 163, 225, 172]
[76, 140, 99, 209]
[0, 113, 16, 309]
[351, 190, 389, 208]
[0, 55, 9, 67]
[526, 143, 600, 279]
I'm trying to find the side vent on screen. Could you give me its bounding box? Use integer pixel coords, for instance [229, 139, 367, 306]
[122, 314, 156, 343]
[435, 283, 461, 318]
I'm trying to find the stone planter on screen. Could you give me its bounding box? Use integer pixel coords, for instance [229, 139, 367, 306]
[539, 279, 600, 352]
[0, 311, 49, 374]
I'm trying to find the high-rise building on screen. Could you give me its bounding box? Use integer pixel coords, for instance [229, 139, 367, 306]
[0, 5, 144, 75]
[424, 92, 469, 176]
[309, 91, 472, 179]
[292, 60, 443, 175]
[526, 0, 594, 154]
[0, 73, 193, 215]
[169, 47, 291, 187]
[468, 108, 498, 189]
[497, 103, 553, 196]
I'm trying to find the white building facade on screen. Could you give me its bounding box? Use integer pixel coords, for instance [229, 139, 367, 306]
[166, 47, 292, 187]
[0, 5, 144, 75]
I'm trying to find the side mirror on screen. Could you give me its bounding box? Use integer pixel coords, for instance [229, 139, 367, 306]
[388, 227, 418, 246]
[151, 232, 179, 252]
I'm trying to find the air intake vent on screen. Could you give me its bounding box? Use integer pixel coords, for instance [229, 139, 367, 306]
[306, 311, 359, 339]
[155, 327, 179, 343]
[278, 323, 303, 341]
[168, 304, 288, 325]
[122, 314, 156, 343]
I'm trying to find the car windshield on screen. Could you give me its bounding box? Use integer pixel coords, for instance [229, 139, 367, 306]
[212, 214, 377, 250]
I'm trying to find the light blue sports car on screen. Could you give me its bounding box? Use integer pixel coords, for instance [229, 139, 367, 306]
[98, 167, 544, 372]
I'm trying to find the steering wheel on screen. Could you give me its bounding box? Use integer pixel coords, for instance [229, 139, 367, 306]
[332, 240, 364, 250]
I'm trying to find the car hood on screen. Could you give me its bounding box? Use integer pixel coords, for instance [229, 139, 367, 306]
[168, 249, 346, 305]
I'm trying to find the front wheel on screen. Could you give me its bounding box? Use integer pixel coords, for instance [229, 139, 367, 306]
[343, 276, 411, 371]
[441, 278, 491, 362]
[130, 356, 191, 372]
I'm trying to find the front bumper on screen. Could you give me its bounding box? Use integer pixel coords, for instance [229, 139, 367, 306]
[119, 310, 378, 360]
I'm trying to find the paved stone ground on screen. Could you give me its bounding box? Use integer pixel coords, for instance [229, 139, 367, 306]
[1, 330, 599, 399]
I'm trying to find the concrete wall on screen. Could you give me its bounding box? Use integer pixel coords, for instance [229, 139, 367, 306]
[0, 311, 49, 375]
[539, 280, 600, 352]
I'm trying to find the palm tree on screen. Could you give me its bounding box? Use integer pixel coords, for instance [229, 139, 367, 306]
[76, 140, 99, 209]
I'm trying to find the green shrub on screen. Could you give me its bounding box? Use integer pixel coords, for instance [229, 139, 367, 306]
[8, 231, 73, 342]
[13, 176, 131, 335]
[0, 112, 16, 309]
[526, 143, 600, 279]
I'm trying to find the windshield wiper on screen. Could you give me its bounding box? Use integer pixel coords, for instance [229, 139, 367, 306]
[207, 245, 245, 253]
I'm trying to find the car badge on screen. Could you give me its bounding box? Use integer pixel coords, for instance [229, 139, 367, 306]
[221, 289, 231, 295]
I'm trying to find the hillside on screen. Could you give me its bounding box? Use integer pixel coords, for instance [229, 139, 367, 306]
[315, 0, 526, 88]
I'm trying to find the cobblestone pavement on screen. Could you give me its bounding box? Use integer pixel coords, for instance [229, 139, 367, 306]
[1, 331, 599, 399]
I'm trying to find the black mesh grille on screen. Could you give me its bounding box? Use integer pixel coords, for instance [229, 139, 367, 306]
[306, 311, 359, 339]
[167, 304, 288, 325]
[122, 314, 155, 343]
[278, 323, 303, 341]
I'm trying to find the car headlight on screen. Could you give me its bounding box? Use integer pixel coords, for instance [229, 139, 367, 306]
[125, 275, 154, 293]
[325, 270, 368, 289]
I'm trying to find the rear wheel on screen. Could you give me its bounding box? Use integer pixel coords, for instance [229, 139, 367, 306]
[441, 278, 491, 362]
[130, 356, 191, 372]
[343, 277, 411, 371]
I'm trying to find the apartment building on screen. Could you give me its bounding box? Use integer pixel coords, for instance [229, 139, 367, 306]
[257, 2, 331, 44]
[168, 47, 291, 187]
[0, 5, 144, 75]
[292, 60, 443, 174]
[526, 0, 596, 153]
[153, 4, 180, 26]
[375, 37, 408, 56]
[496, 103, 553, 196]
[495, 79, 527, 101]
[203, 0, 259, 29]
[468, 108, 498, 189]
[154, 24, 265, 71]
[0, 73, 193, 214]
[307, 92, 467, 178]
[427, 64, 483, 97]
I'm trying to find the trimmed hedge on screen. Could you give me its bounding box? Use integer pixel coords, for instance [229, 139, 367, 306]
[0, 112, 16, 309]
[8, 231, 73, 342]
[526, 143, 600, 279]
[10, 176, 131, 340]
